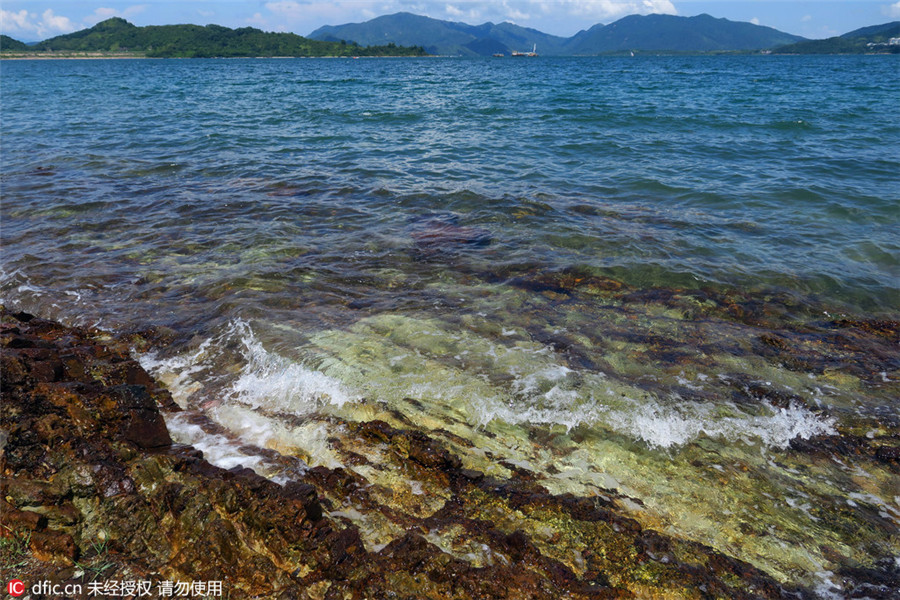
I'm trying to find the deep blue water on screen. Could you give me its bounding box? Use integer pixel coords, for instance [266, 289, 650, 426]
[2, 57, 900, 594]
[2, 56, 898, 330]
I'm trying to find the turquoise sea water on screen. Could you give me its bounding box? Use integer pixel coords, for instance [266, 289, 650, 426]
[2, 57, 898, 323]
[2, 56, 899, 594]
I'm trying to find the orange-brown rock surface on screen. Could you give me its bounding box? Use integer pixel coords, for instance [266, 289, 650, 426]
[1, 308, 816, 599]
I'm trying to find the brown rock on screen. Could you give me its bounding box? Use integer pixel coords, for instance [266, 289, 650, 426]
[0, 307, 820, 600]
[0, 499, 46, 531]
[30, 530, 77, 565]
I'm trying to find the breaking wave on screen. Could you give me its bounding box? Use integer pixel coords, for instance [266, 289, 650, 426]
[138, 319, 357, 413]
[139, 318, 836, 451]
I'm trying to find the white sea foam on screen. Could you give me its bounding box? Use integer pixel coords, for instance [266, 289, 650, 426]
[137, 320, 358, 476]
[139, 319, 357, 413]
[165, 411, 295, 482]
[474, 366, 835, 450]
[166, 412, 258, 470]
[141, 317, 836, 454]
[137, 338, 215, 405]
[603, 399, 836, 449]
[812, 571, 844, 600]
[225, 320, 355, 412]
[469, 364, 835, 450]
[16, 283, 45, 295]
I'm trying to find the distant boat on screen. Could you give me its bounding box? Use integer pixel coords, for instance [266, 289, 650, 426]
[511, 44, 537, 57]
[492, 53, 505, 57]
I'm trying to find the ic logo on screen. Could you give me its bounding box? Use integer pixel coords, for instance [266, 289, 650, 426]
[7, 580, 25, 597]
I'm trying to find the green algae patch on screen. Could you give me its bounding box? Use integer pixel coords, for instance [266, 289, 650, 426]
[7, 307, 899, 598]
[133, 291, 898, 594]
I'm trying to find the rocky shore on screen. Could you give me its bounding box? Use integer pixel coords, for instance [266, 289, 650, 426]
[0, 307, 827, 599]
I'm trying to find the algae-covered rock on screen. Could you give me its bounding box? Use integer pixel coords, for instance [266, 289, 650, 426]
[1, 308, 820, 598]
[1, 309, 334, 598]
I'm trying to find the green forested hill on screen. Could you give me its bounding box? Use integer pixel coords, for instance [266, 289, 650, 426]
[19, 17, 426, 57]
[1, 34, 30, 51]
[310, 12, 569, 56]
[775, 21, 900, 53]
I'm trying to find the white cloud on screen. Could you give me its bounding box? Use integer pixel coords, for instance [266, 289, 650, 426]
[247, 12, 269, 26]
[265, 1, 363, 22]
[1, 9, 31, 32]
[801, 14, 812, 22]
[41, 8, 75, 32]
[445, 4, 481, 19]
[1, 8, 77, 39]
[257, 1, 358, 30]
[263, 0, 438, 30]
[501, 0, 529, 21]
[642, 0, 676, 16]
[886, 1, 900, 18]
[265, 0, 304, 19]
[542, 0, 675, 22]
[94, 7, 119, 19]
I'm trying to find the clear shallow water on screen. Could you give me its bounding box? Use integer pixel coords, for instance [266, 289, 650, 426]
[2, 56, 898, 594]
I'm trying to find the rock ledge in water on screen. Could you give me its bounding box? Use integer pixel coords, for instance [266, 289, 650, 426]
[1, 307, 814, 599]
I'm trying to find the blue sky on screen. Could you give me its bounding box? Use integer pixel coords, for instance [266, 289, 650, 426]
[2, 1, 898, 42]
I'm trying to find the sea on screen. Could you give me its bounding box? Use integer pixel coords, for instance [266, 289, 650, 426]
[1, 56, 898, 595]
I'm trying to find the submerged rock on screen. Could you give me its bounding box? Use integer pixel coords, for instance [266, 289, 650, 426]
[1, 307, 820, 599]
[412, 220, 491, 249]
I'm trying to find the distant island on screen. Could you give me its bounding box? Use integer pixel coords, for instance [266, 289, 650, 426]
[0, 17, 427, 58]
[3, 14, 899, 58]
[774, 21, 900, 54]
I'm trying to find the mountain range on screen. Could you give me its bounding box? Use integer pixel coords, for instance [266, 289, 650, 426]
[3, 13, 898, 57]
[309, 12, 806, 56]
